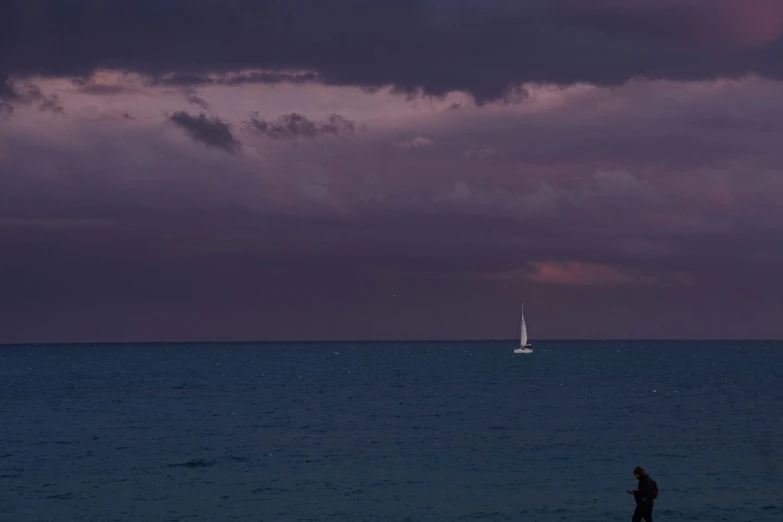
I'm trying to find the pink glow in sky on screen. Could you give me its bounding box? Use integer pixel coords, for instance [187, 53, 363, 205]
[526, 262, 647, 286]
[2, 1, 783, 342]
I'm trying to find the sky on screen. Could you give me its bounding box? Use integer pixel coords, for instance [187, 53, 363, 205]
[2, 0, 783, 343]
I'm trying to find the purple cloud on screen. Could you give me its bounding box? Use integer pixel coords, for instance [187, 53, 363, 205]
[168, 111, 241, 153]
[2, 0, 783, 105]
[247, 112, 356, 140]
[2, 2, 783, 341]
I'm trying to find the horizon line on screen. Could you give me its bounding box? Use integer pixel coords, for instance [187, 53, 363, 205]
[1, 338, 782, 348]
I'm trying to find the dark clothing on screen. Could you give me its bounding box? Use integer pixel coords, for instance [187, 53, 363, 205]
[631, 474, 655, 522]
[632, 474, 656, 505]
[632, 502, 653, 522]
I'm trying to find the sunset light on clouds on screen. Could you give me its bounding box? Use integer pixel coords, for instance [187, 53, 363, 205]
[2, 0, 783, 342]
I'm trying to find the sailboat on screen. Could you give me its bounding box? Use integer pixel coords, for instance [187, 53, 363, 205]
[513, 303, 533, 354]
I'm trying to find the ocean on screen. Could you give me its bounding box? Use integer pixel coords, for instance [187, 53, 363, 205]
[1, 341, 781, 521]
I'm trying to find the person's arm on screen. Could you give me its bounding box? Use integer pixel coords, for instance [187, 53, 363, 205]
[634, 478, 653, 500]
[626, 480, 649, 498]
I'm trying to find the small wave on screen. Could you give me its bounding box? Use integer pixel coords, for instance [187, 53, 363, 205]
[650, 453, 689, 458]
[46, 492, 74, 500]
[167, 459, 216, 468]
[457, 511, 512, 520]
[251, 486, 288, 493]
[299, 425, 327, 433]
[227, 455, 249, 462]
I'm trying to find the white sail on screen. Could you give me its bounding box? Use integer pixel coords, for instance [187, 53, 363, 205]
[513, 302, 533, 354]
[519, 304, 528, 347]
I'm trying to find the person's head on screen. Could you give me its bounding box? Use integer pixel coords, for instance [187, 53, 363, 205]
[633, 466, 646, 478]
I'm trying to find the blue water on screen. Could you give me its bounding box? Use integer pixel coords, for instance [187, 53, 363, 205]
[1, 341, 782, 521]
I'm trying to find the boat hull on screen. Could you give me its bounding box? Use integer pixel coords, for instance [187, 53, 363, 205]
[514, 345, 533, 354]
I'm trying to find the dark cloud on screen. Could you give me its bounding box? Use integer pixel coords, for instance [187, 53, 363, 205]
[0, 83, 64, 114]
[81, 84, 134, 96]
[2, 99, 783, 342]
[71, 77, 137, 96]
[2, 0, 783, 343]
[247, 112, 355, 140]
[168, 111, 241, 153]
[184, 93, 211, 110]
[150, 70, 321, 88]
[1, 0, 782, 103]
[0, 80, 16, 113]
[557, 0, 783, 48]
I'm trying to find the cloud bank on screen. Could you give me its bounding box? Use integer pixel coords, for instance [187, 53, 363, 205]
[2, 1, 783, 341]
[2, 0, 783, 106]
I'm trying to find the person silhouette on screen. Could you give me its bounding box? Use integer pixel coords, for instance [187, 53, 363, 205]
[627, 466, 657, 522]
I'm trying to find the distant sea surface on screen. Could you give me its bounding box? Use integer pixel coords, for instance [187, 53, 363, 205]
[2, 341, 782, 522]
